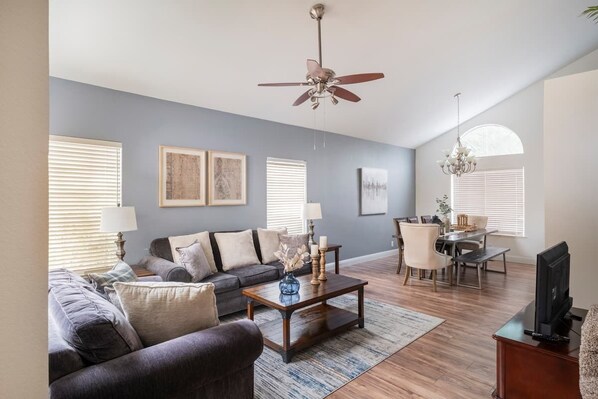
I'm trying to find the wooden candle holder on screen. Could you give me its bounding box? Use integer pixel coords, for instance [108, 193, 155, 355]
[318, 249, 327, 281]
[310, 255, 320, 285]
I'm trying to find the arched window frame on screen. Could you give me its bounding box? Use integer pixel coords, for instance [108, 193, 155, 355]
[454, 124, 524, 158]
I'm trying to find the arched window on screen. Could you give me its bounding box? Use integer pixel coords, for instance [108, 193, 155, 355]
[455, 124, 523, 157]
[451, 125, 525, 236]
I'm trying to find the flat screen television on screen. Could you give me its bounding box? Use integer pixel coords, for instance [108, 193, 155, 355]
[534, 241, 573, 336]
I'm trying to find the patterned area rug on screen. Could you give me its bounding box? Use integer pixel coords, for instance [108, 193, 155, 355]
[222, 295, 444, 399]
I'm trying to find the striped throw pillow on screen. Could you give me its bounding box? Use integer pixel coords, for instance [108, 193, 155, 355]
[89, 261, 137, 294]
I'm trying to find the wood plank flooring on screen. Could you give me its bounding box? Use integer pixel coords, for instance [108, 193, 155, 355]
[329, 255, 536, 399]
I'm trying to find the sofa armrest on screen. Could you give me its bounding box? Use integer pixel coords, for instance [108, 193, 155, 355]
[49, 319, 263, 399]
[139, 255, 191, 282]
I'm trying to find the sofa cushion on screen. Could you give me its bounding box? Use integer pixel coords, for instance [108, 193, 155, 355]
[88, 261, 137, 294]
[48, 269, 143, 365]
[215, 230, 261, 271]
[176, 241, 213, 282]
[257, 227, 287, 264]
[199, 272, 240, 294]
[114, 282, 220, 346]
[169, 231, 217, 273]
[580, 304, 598, 398]
[48, 314, 85, 384]
[225, 264, 279, 287]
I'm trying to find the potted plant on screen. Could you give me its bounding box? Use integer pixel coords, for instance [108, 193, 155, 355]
[274, 244, 310, 295]
[435, 194, 453, 233]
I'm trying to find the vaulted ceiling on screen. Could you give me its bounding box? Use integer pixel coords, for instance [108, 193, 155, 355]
[50, 0, 598, 148]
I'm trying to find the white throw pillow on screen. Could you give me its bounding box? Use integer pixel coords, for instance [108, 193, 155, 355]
[214, 229, 260, 271]
[113, 282, 219, 346]
[168, 232, 217, 273]
[257, 227, 287, 264]
[176, 241, 213, 282]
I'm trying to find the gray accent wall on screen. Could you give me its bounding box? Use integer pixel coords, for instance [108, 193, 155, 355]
[50, 77, 415, 263]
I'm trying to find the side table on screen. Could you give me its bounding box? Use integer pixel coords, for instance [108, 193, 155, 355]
[326, 244, 342, 274]
[131, 264, 156, 278]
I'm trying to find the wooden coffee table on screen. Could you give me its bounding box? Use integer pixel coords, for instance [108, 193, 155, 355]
[242, 273, 368, 363]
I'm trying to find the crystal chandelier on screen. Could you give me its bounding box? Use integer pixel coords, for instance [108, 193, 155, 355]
[437, 93, 477, 177]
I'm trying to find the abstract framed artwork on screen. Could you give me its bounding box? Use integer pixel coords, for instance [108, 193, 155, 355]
[159, 146, 207, 207]
[360, 167, 388, 215]
[208, 151, 247, 206]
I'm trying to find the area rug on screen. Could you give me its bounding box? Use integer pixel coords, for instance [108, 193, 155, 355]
[222, 295, 444, 399]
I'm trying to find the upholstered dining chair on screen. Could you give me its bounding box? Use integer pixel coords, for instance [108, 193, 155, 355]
[407, 216, 419, 223]
[420, 215, 433, 223]
[456, 215, 489, 252]
[400, 222, 453, 291]
[393, 217, 409, 274]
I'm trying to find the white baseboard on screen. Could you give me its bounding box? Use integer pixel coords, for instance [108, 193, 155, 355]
[325, 249, 397, 270]
[325, 249, 535, 270]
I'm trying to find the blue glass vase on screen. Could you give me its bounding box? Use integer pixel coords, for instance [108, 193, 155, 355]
[279, 272, 300, 295]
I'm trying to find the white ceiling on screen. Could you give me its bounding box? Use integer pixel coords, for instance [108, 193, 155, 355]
[50, 0, 598, 148]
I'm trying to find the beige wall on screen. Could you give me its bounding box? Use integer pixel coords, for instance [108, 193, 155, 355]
[0, 1, 49, 398]
[544, 69, 598, 310]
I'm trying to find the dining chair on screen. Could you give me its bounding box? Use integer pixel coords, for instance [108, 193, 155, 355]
[400, 222, 453, 291]
[392, 217, 409, 274]
[407, 216, 419, 223]
[420, 215, 433, 224]
[457, 215, 489, 252]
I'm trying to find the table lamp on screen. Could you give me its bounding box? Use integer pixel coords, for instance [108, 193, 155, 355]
[100, 206, 138, 261]
[303, 203, 322, 246]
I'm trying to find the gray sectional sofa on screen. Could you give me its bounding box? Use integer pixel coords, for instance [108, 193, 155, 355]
[141, 230, 312, 316]
[48, 268, 263, 399]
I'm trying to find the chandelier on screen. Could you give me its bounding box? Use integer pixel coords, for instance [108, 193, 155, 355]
[438, 93, 477, 177]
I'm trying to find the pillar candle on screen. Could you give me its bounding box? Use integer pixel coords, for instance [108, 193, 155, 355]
[311, 244, 319, 256]
[319, 236, 328, 248]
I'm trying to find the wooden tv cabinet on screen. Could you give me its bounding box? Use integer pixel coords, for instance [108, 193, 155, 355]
[492, 301, 587, 399]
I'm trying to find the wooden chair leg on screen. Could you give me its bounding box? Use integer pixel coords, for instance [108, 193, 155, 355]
[432, 270, 437, 292]
[396, 247, 402, 274]
[403, 266, 410, 286]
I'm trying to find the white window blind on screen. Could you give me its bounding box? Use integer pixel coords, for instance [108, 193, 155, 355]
[267, 157, 307, 234]
[452, 168, 525, 236]
[49, 135, 122, 273]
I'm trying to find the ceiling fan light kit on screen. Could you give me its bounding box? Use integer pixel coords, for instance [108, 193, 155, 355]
[258, 3, 385, 108]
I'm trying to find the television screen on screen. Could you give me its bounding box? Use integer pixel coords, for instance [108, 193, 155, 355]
[535, 241, 572, 336]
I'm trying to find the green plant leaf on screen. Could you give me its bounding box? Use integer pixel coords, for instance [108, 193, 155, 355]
[582, 6, 598, 22]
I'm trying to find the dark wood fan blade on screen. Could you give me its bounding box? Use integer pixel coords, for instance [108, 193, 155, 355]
[329, 86, 361, 102]
[335, 73, 385, 85]
[258, 82, 307, 87]
[292, 90, 312, 106]
[307, 59, 326, 79]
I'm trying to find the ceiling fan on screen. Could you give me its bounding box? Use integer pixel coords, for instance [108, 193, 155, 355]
[258, 4, 385, 109]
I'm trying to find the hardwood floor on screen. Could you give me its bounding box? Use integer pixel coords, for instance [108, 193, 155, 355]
[329, 255, 536, 399]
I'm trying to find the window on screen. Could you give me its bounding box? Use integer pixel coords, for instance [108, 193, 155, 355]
[458, 124, 523, 157]
[451, 124, 525, 237]
[49, 135, 122, 273]
[452, 169, 524, 236]
[266, 158, 307, 234]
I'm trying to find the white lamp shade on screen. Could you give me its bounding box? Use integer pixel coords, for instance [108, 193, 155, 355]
[100, 206, 138, 233]
[303, 203, 322, 220]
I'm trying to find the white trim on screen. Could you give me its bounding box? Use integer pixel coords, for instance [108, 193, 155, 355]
[50, 134, 122, 148]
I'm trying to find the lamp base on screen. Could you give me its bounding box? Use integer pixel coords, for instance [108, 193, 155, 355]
[114, 232, 126, 261]
[308, 219, 315, 246]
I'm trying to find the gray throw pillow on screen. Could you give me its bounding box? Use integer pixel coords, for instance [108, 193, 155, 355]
[279, 234, 309, 258]
[88, 261, 137, 294]
[176, 241, 213, 282]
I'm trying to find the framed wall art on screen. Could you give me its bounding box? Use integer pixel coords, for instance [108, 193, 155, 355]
[208, 151, 246, 206]
[360, 167, 388, 215]
[159, 145, 206, 207]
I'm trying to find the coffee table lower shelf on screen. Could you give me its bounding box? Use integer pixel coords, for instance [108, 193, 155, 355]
[259, 303, 363, 363]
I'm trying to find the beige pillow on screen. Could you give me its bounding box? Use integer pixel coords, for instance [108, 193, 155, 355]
[176, 241, 213, 282]
[168, 232, 217, 273]
[214, 230, 260, 271]
[258, 227, 287, 264]
[113, 282, 219, 346]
